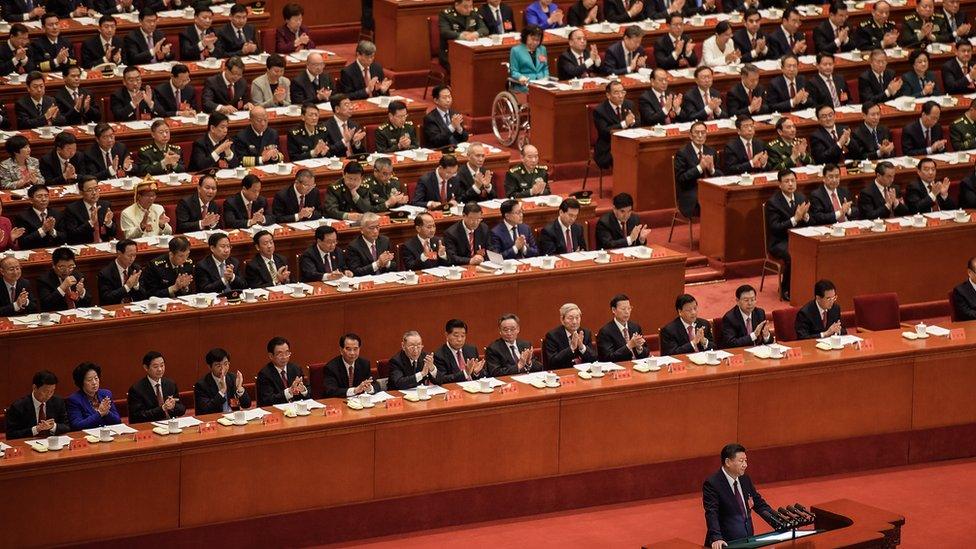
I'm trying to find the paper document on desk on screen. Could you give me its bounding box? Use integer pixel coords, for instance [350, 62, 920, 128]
[511, 372, 550, 385]
[82, 424, 138, 437]
[390, 205, 427, 216]
[26, 436, 72, 450]
[924, 325, 952, 337]
[561, 251, 600, 261]
[0, 441, 10, 454]
[222, 408, 271, 421]
[151, 417, 203, 429]
[633, 355, 682, 366]
[616, 128, 654, 139]
[744, 344, 792, 356]
[422, 267, 452, 278]
[573, 362, 624, 372]
[274, 399, 326, 412]
[687, 350, 734, 364]
[0, 249, 34, 261]
[924, 209, 963, 220]
[458, 378, 506, 392]
[517, 256, 548, 268]
[400, 385, 448, 397]
[815, 335, 864, 346]
[791, 226, 832, 237]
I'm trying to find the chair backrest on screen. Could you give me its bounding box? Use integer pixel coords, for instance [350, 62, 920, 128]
[949, 290, 960, 322]
[261, 29, 275, 55]
[308, 362, 327, 399]
[394, 242, 405, 271]
[760, 200, 771, 258]
[539, 337, 548, 368]
[585, 219, 596, 250]
[586, 103, 599, 148]
[771, 307, 800, 342]
[376, 359, 391, 379]
[427, 17, 440, 60]
[853, 292, 901, 331]
[711, 316, 724, 344]
[365, 123, 378, 151]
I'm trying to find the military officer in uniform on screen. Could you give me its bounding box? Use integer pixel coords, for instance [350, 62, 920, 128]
[142, 236, 195, 298]
[504, 143, 551, 198]
[899, 0, 950, 48]
[374, 100, 418, 153]
[322, 162, 387, 221]
[136, 120, 185, 176]
[950, 103, 976, 152]
[854, 1, 899, 50]
[233, 106, 284, 168]
[287, 102, 332, 161]
[439, 0, 489, 70]
[365, 157, 409, 208]
[766, 118, 813, 171]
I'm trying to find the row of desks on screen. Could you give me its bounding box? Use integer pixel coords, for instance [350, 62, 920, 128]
[1, 321, 973, 546]
[0, 249, 686, 407]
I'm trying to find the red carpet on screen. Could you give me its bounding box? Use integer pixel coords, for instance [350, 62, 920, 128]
[320, 458, 976, 548]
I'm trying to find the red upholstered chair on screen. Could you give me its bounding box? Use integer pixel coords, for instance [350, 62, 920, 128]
[949, 290, 960, 321]
[771, 307, 799, 342]
[308, 362, 327, 399]
[163, 203, 177, 226]
[585, 219, 596, 250]
[365, 124, 378, 152]
[424, 17, 448, 99]
[892, 127, 903, 156]
[711, 316, 724, 345]
[759, 200, 783, 294]
[6, 103, 16, 130]
[583, 103, 605, 197]
[260, 28, 275, 55]
[853, 292, 901, 331]
[376, 360, 391, 379]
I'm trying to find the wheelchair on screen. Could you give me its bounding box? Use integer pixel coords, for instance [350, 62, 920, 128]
[491, 62, 554, 148]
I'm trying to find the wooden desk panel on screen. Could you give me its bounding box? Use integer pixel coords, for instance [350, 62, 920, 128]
[912, 350, 976, 430]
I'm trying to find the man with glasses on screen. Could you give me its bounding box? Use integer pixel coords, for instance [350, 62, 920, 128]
[37, 247, 91, 311]
[257, 336, 309, 405]
[388, 331, 439, 389]
[490, 199, 538, 258]
[346, 212, 395, 276]
[290, 52, 333, 105]
[62, 176, 115, 244]
[795, 279, 846, 339]
[951, 257, 976, 321]
[485, 314, 543, 376]
[674, 121, 721, 219]
[194, 348, 251, 415]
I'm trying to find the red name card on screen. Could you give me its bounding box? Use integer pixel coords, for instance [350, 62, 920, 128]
[611, 369, 632, 381]
[325, 406, 342, 417]
[165, 302, 182, 311]
[59, 314, 77, 324]
[444, 389, 463, 402]
[846, 227, 861, 236]
[928, 218, 942, 227]
[950, 328, 966, 341]
[267, 291, 286, 301]
[668, 362, 686, 373]
[3, 447, 23, 459]
[501, 383, 519, 394]
[68, 439, 89, 451]
[887, 222, 902, 231]
[79, 247, 99, 256]
[418, 274, 437, 284]
[312, 285, 326, 296]
[609, 254, 626, 263]
[115, 309, 134, 319]
[516, 264, 532, 273]
[359, 281, 375, 290]
[651, 249, 667, 259]
[859, 339, 875, 351]
[461, 269, 477, 279]
[133, 430, 153, 443]
[785, 348, 803, 359]
[385, 397, 404, 410]
[560, 375, 577, 386]
[728, 354, 745, 367]
[555, 259, 571, 269]
[198, 422, 218, 434]
[262, 414, 282, 426]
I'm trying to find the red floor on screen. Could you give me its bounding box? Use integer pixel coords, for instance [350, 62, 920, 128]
[320, 457, 976, 548]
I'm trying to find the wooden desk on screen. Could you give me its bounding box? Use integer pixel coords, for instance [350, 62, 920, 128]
[698, 158, 975, 263]
[0, 249, 685, 407]
[1, 323, 972, 547]
[612, 97, 972, 213]
[790, 213, 976, 308]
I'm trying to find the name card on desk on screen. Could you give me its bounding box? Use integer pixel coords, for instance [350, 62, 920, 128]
[3, 447, 23, 459]
[79, 247, 99, 256]
[859, 339, 875, 350]
[444, 389, 463, 402]
[133, 430, 153, 443]
[385, 397, 404, 410]
[359, 281, 375, 290]
[59, 314, 77, 324]
[501, 383, 519, 394]
[166, 302, 182, 312]
[887, 222, 902, 231]
[555, 259, 571, 269]
[262, 414, 282, 426]
[461, 269, 476, 279]
[846, 227, 861, 236]
[729, 354, 745, 367]
[325, 406, 342, 417]
[611, 370, 632, 381]
[267, 291, 286, 301]
[68, 439, 89, 451]
[115, 309, 133, 318]
[0, 319, 13, 331]
[516, 264, 532, 273]
[198, 422, 218, 434]
[668, 363, 685, 373]
[312, 286, 326, 296]
[609, 254, 626, 263]
[651, 249, 667, 259]
[560, 375, 577, 386]
[785, 348, 803, 359]
[950, 328, 966, 341]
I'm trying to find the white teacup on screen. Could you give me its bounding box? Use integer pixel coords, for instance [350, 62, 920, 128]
[915, 323, 927, 336]
[277, 163, 291, 174]
[99, 427, 113, 442]
[296, 401, 309, 414]
[913, 214, 925, 227]
[195, 113, 208, 124]
[956, 210, 969, 222]
[328, 158, 343, 170]
[844, 0, 856, 9]
[415, 150, 430, 162]
[769, 112, 782, 125]
[121, 178, 135, 190]
[691, 15, 705, 26]
[233, 410, 246, 424]
[47, 435, 63, 450]
[416, 385, 428, 399]
[479, 378, 491, 391]
[287, 105, 301, 116]
[158, 235, 172, 246]
[542, 256, 557, 269]
[873, 219, 885, 231]
[706, 350, 718, 363]
[90, 308, 104, 319]
[337, 279, 352, 291]
[503, 260, 518, 274]
[404, 271, 418, 283]
[242, 289, 256, 302]
[235, 167, 247, 177]
[832, 226, 845, 237]
[292, 285, 304, 297]
[194, 295, 207, 307]
[570, 79, 583, 90]
[39, 312, 51, 324]
[739, 174, 754, 185]
[769, 347, 785, 359]
[589, 363, 602, 375]
[596, 250, 610, 262]
[830, 335, 843, 348]
[490, 34, 503, 45]
[146, 299, 160, 313]
[545, 371, 558, 385]
[167, 418, 180, 432]
[447, 266, 464, 280]
[37, 127, 53, 138]
[168, 173, 179, 184]
[183, 6, 194, 17]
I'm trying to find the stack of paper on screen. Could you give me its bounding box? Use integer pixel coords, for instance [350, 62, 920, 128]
[815, 335, 864, 347]
[222, 409, 271, 421]
[82, 424, 138, 437]
[561, 251, 600, 262]
[573, 362, 625, 372]
[151, 417, 203, 430]
[26, 436, 73, 450]
[511, 372, 550, 385]
[400, 385, 448, 398]
[274, 399, 326, 412]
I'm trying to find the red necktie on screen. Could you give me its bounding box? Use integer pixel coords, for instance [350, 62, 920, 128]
[733, 480, 748, 516]
[298, 192, 305, 209]
[363, 66, 370, 85]
[228, 84, 235, 106]
[745, 140, 753, 160]
[279, 370, 289, 393]
[38, 402, 46, 422]
[348, 364, 355, 388]
[9, 285, 15, 304]
[788, 80, 796, 98]
[175, 87, 181, 107]
[91, 205, 101, 243]
[468, 231, 475, 254]
[439, 179, 447, 202]
[245, 201, 252, 219]
[821, 311, 828, 327]
[687, 325, 694, 339]
[370, 242, 377, 260]
[745, 316, 753, 333]
[325, 253, 333, 272]
[456, 350, 468, 380]
[830, 191, 846, 220]
[564, 227, 573, 251]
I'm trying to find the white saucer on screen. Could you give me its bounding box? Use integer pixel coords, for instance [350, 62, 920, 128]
[335, 287, 354, 293]
[480, 387, 495, 394]
[98, 436, 114, 443]
[590, 371, 605, 378]
[296, 410, 311, 416]
[167, 427, 183, 434]
[545, 381, 560, 388]
[232, 419, 247, 426]
[594, 257, 610, 264]
[706, 359, 721, 366]
[145, 309, 162, 314]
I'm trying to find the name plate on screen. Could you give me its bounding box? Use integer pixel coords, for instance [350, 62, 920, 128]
[950, 328, 966, 341]
[444, 389, 463, 402]
[68, 439, 89, 451]
[385, 397, 404, 410]
[785, 348, 803, 359]
[262, 414, 282, 426]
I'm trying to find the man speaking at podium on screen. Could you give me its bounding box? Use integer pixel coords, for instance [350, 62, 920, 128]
[703, 443, 778, 548]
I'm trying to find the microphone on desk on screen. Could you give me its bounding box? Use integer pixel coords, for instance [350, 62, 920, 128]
[758, 508, 789, 531]
[789, 504, 815, 522]
[794, 503, 815, 518]
[778, 507, 802, 526]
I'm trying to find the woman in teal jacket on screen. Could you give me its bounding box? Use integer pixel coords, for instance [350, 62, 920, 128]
[509, 25, 550, 93]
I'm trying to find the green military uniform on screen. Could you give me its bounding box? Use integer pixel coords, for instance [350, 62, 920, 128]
[136, 142, 185, 176]
[438, 7, 488, 66]
[365, 174, 406, 205]
[287, 125, 331, 161]
[322, 179, 386, 220]
[374, 121, 418, 153]
[141, 254, 194, 298]
[898, 13, 950, 48]
[766, 138, 813, 171]
[504, 163, 550, 199]
[855, 18, 897, 50]
[950, 114, 976, 152]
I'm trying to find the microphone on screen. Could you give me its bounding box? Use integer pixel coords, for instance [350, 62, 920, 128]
[758, 508, 788, 530]
[795, 503, 815, 518]
[777, 507, 801, 526]
[789, 504, 815, 522]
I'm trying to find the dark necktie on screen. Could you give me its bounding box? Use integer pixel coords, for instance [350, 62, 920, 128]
[279, 370, 288, 391]
[347, 364, 355, 388]
[509, 344, 520, 364]
[237, 28, 244, 42]
[733, 480, 748, 517]
[788, 80, 796, 98]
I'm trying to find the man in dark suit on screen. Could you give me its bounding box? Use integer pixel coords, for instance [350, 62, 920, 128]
[323, 94, 368, 157]
[0, 257, 36, 316]
[153, 64, 198, 117]
[127, 351, 187, 424]
[603, 26, 648, 75]
[54, 66, 100, 125]
[4, 370, 70, 439]
[766, 54, 812, 113]
[444, 203, 491, 266]
[538, 198, 586, 255]
[290, 52, 334, 105]
[36, 247, 92, 312]
[679, 67, 724, 122]
[202, 57, 249, 114]
[454, 142, 497, 203]
[479, 0, 515, 34]
[30, 13, 76, 72]
[859, 50, 903, 104]
[402, 213, 451, 270]
[175, 175, 221, 233]
[423, 86, 469, 149]
[660, 293, 715, 356]
[654, 14, 696, 70]
[123, 9, 173, 66]
[388, 331, 440, 389]
[795, 279, 847, 339]
[346, 212, 396, 276]
[859, 161, 910, 219]
[813, 3, 854, 54]
[321, 333, 376, 398]
[97, 239, 146, 305]
[543, 303, 596, 369]
[961, 168, 976, 208]
[39, 132, 84, 186]
[233, 106, 284, 167]
[337, 40, 391, 100]
[723, 115, 769, 175]
[674, 121, 722, 218]
[244, 230, 291, 288]
[215, 4, 261, 58]
[110, 66, 156, 122]
[725, 65, 769, 118]
[720, 285, 774, 349]
[942, 42, 976, 94]
[805, 53, 851, 108]
[809, 164, 858, 225]
[81, 15, 124, 69]
[257, 336, 310, 405]
[223, 174, 270, 230]
[61, 177, 117, 244]
[190, 113, 236, 171]
[194, 233, 248, 293]
[300, 225, 351, 282]
[639, 68, 680, 126]
[433, 319, 487, 383]
[766, 8, 807, 58]
[765, 169, 810, 300]
[490, 199, 539, 259]
[733, 9, 771, 63]
[411, 156, 462, 208]
[595, 192, 649, 249]
[849, 102, 895, 161]
[82, 124, 132, 181]
[14, 185, 63, 249]
[604, 0, 647, 22]
[593, 80, 640, 169]
[952, 257, 976, 321]
[597, 294, 650, 361]
[194, 348, 252, 415]
[272, 170, 323, 223]
[703, 443, 778, 548]
[0, 24, 34, 76]
[906, 157, 957, 214]
[557, 29, 605, 80]
[942, 0, 970, 40]
[179, 7, 223, 61]
[902, 101, 947, 156]
[16, 71, 66, 129]
[810, 105, 851, 165]
[485, 313, 544, 377]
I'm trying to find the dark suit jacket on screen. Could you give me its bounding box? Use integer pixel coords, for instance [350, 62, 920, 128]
[80, 35, 123, 69]
[110, 87, 154, 121]
[659, 317, 715, 355]
[960, 172, 976, 208]
[15, 95, 65, 129]
[244, 253, 289, 288]
[215, 22, 260, 57]
[346, 234, 393, 276]
[29, 36, 75, 72]
[321, 356, 372, 398]
[202, 73, 248, 113]
[809, 185, 858, 225]
[679, 86, 723, 122]
[653, 33, 696, 70]
[849, 123, 893, 161]
[603, 0, 646, 22]
[153, 80, 198, 117]
[194, 372, 252, 415]
[813, 20, 854, 54]
[597, 319, 650, 361]
[232, 126, 282, 167]
[537, 219, 586, 255]
[422, 108, 469, 149]
[289, 70, 333, 106]
[899, 70, 941, 97]
[14, 208, 64, 249]
[732, 28, 770, 63]
[127, 377, 186, 424]
[810, 125, 848, 165]
[638, 88, 676, 127]
[97, 260, 145, 305]
[478, 2, 515, 34]
[556, 48, 602, 80]
[387, 350, 435, 389]
[4, 394, 70, 439]
[38, 150, 84, 186]
[123, 29, 171, 66]
[189, 135, 235, 171]
[179, 24, 223, 61]
[858, 181, 910, 219]
[858, 68, 899, 105]
[603, 40, 644, 74]
[175, 194, 220, 233]
[952, 280, 976, 321]
[766, 75, 810, 112]
[256, 362, 308, 405]
[401, 236, 450, 271]
[795, 299, 846, 340]
[410, 171, 462, 207]
[725, 83, 769, 118]
[942, 57, 976, 94]
[901, 120, 943, 157]
[443, 220, 491, 265]
[0, 38, 33, 74]
[433, 343, 485, 383]
[272, 185, 322, 223]
[593, 99, 638, 169]
[194, 255, 247, 292]
[805, 73, 850, 107]
[36, 269, 92, 312]
[595, 210, 642, 249]
[765, 190, 808, 258]
[222, 192, 270, 229]
[905, 179, 957, 214]
[0, 277, 36, 316]
[61, 199, 115, 244]
[703, 469, 775, 546]
[720, 306, 773, 349]
[484, 337, 543, 377]
[766, 26, 805, 59]
[337, 61, 387, 100]
[723, 136, 768, 175]
[454, 164, 497, 202]
[322, 116, 367, 158]
[53, 86, 100, 125]
[543, 325, 596, 369]
[673, 143, 721, 218]
[82, 143, 130, 180]
[489, 221, 538, 259]
[299, 243, 347, 281]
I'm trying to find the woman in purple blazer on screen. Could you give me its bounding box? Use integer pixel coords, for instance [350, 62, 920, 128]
[66, 362, 121, 430]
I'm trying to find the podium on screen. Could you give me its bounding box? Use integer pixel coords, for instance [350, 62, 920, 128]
[645, 499, 904, 548]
